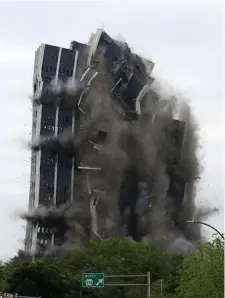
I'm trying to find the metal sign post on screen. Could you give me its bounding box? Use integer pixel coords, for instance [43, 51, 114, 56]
[147, 272, 151, 298]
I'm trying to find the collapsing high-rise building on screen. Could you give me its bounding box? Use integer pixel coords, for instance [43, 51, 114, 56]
[25, 29, 199, 256]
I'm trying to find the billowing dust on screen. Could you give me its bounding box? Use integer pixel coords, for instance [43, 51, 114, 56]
[21, 33, 217, 257]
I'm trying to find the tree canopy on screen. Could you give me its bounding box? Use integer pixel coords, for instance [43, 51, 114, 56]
[175, 238, 224, 298]
[0, 237, 224, 298]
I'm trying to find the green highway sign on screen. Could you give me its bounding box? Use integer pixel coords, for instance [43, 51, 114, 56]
[82, 272, 105, 288]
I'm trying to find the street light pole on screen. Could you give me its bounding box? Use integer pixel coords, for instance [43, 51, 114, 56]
[187, 220, 224, 240]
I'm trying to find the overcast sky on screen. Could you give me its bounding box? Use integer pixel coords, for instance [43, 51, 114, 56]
[0, 0, 224, 260]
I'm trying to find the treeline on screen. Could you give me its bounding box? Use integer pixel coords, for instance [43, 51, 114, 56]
[0, 238, 224, 298]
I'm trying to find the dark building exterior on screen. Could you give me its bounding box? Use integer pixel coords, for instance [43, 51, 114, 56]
[25, 29, 186, 254]
[25, 42, 89, 253]
[25, 29, 156, 253]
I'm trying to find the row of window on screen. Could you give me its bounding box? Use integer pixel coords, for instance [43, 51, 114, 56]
[41, 183, 54, 191]
[43, 112, 55, 120]
[58, 162, 72, 168]
[37, 226, 52, 233]
[42, 117, 71, 127]
[56, 186, 70, 194]
[59, 115, 71, 123]
[42, 124, 55, 132]
[42, 65, 73, 77]
[41, 174, 54, 182]
[41, 125, 69, 133]
[40, 195, 52, 201]
[42, 157, 55, 164]
[37, 239, 48, 245]
[41, 125, 71, 133]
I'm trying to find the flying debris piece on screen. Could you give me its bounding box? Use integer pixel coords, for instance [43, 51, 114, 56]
[78, 106, 85, 114]
[78, 166, 102, 171]
[111, 78, 123, 92]
[86, 174, 92, 195]
[88, 140, 102, 150]
[88, 71, 98, 86]
[77, 69, 98, 110]
[78, 94, 83, 107]
[93, 189, 106, 195]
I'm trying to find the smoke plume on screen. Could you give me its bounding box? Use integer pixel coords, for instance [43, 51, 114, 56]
[22, 30, 217, 257]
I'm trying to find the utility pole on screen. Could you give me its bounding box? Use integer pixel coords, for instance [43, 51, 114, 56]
[147, 271, 151, 298]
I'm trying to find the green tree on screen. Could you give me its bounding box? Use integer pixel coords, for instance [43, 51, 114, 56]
[176, 238, 224, 298]
[2, 238, 185, 298]
[5, 262, 69, 298]
[0, 262, 6, 291]
[163, 253, 184, 295]
[60, 238, 172, 298]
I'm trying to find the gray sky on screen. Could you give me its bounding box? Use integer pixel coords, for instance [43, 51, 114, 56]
[0, 0, 224, 260]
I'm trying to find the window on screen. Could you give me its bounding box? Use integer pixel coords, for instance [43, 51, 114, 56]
[42, 227, 45, 233]
[45, 240, 48, 244]
[46, 66, 48, 72]
[38, 227, 40, 233]
[40, 239, 44, 244]
[50, 66, 53, 72]
[49, 157, 54, 163]
[96, 130, 108, 144]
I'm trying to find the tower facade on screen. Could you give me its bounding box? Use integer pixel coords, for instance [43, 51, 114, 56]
[25, 29, 188, 255]
[25, 41, 89, 252]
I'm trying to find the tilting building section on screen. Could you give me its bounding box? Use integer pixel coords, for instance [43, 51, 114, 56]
[25, 29, 186, 253]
